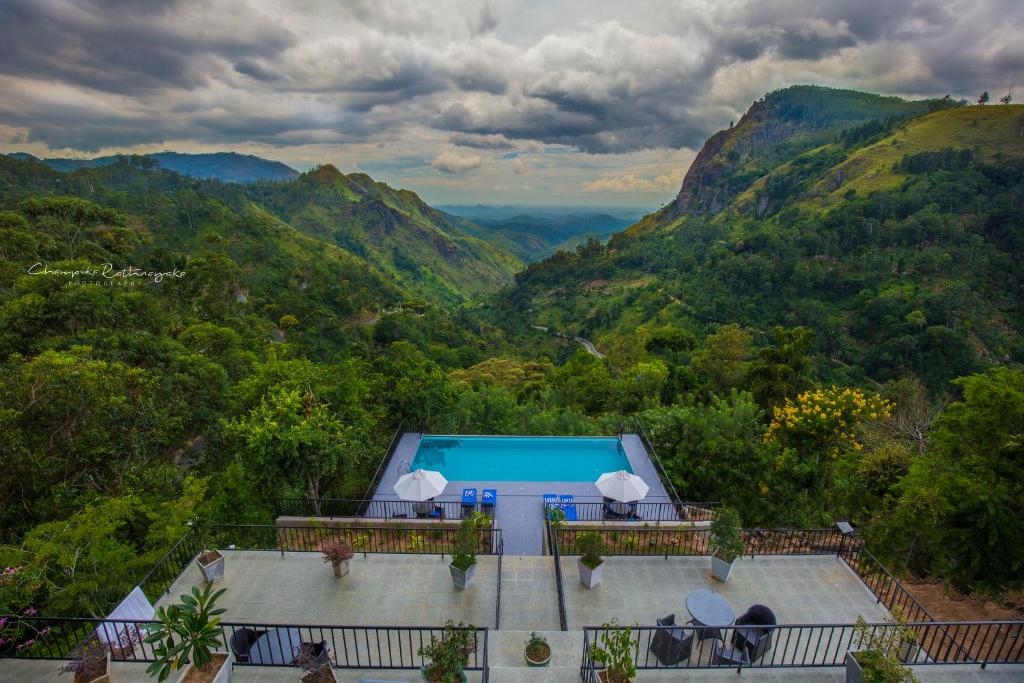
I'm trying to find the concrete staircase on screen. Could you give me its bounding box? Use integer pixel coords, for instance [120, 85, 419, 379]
[488, 629, 583, 682]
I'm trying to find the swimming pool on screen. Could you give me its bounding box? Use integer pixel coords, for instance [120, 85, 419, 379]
[409, 435, 632, 482]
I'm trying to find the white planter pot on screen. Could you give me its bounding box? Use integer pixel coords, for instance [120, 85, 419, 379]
[301, 666, 339, 682]
[79, 652, 111, 683]
[175, 651, 233, 683]
[331, 559, 350, 577]
[845, 651, 863, 683]
[578, 558, 604, 588]
[449, 561, 477, 589]
[710, 554, 736, 582]
[198, 550, 225, 584]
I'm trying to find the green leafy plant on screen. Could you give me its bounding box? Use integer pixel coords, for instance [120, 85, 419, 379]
[710, 506, 744, 563]
[591, 620, 637, 682]
[408, 532, 425, 551]
[576, 531, 605, 570]
[144, 583, 227, 682]
[850, 614, 920, 682]
[450, 518, 478, 571]
[417, 620, 475, 683]
[524, 631, 550, 662]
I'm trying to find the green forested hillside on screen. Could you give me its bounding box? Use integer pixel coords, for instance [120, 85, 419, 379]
[1, 89, 1022, 622]
[9, 151, 300, 182]
[482, 92, 1024, 594]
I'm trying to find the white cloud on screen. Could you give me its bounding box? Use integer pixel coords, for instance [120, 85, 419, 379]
[431, 149, 483, 173]
[583, 173, 681, 193]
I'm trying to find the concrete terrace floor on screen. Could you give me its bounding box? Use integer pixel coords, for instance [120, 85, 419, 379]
[158, 551, 499, 628]
[373, 433, 671, 555]
[560, 555, 891, 631]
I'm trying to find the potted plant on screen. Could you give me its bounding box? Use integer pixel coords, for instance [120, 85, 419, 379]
[417, 620, 474, 683]
[709, 506, 744, 582]
[524, 632, 551, 667]
[576, 531, 605, 589]
[591, 620, 636, 683]
[60, 638, 111, 683]
[449, 518, 478, 589]
[144, 583, 233, 683]
[197, 549, 225, 584]
[293, 641, 337, 682]
[322, 542, 353, 578]
[846, 616, 920, 683]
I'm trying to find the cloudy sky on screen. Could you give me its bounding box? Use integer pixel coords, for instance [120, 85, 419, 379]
[0, 0, 1021, 206]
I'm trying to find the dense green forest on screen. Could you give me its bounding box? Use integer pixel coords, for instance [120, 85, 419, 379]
[1, 86, 1022, 621]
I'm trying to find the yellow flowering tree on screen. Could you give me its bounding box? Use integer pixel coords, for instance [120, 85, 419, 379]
[766, 386, 892, 508]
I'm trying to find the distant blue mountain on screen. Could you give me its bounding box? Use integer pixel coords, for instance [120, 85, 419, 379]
[6, 151, 298, 183]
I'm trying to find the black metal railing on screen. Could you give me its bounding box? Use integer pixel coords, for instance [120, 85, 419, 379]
[546, 519, 568, 631]
[276, 497, 465, 520]
[634, 418, 685, 508]
[136, 530, 201, 603]
[495, 537, 503, 631]
[561, 500, 717, 523]
[579, 621, 1024, 673]
[552, 526, 847, 558]
[205, 523, 502, 557]
[359, 422, 405, 513]
[0, 616, 490, 677]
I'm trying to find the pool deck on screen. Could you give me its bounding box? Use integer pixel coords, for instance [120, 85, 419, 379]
[373, 433, 670, 555]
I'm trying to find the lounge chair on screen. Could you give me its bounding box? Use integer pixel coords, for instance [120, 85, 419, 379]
[731, 604, 777, 663]
[559, 494, 577, 521]
[461, 488, 478, 518]
[481, 488, 496, 516]
[648, 614, 693, 665]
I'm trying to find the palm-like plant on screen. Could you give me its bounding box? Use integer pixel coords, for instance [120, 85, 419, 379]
[144, 583, 227, 681]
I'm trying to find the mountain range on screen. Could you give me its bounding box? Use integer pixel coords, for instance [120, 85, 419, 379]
[492, 86, 1024, 390]
[7, 151, 299, 183]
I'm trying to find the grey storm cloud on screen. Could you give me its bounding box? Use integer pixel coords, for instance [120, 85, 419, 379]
[0, 0, 1020, 156]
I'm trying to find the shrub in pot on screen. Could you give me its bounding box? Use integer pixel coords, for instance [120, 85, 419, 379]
[322, 542, 353, 578]
[709, 506, 743, 582]
[449, 518, 478, 589]
[591, 620, 637, 683]
[59, 638, 111, 683]
[845, 615, 920, 683]
[144, 582, 233, 683]
[293, 641, 337, 682]
[524, 632, 551, 667]
[197, 550, 225, 584]
[417, 620, 474, 683]
[576, 531, 605, 589]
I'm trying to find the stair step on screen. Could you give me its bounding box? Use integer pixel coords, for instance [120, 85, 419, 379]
[486, 664, 581, 683]
[489, 629, 582, 668]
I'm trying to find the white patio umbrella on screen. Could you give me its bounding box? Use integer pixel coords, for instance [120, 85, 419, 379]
[595, 470, 650, 502]
[393, 469, 448, 501]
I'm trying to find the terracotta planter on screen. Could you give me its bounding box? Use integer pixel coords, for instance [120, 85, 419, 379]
[174, 651, 233, 683]
[301, 666, 338, 683]
[330, 559, 349, 577]
[74, 652, 111, 683]
[197, 550, 225, 584]
[578, 558, 604, 588]
[525, 644, 551, 667]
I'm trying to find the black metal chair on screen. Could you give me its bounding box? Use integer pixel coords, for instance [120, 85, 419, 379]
[229, 627, 261, 663]
[713, 641, 751, 666]
[648, 614, 693, 665]
[731, 604, 777, 663]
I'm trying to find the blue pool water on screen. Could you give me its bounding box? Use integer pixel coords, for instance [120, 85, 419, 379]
[410, 436, 632, 482]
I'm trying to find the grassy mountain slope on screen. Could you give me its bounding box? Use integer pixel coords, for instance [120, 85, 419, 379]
[494, 93, 1024, 391]
[7, 151, 299, 182]
[245, 165, 521, 303]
